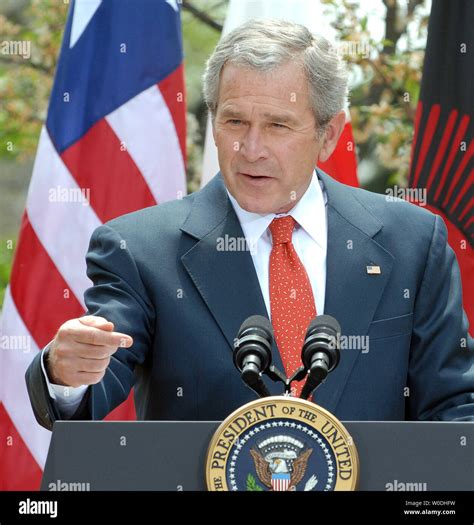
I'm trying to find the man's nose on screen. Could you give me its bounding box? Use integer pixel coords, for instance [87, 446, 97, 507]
[239, 126, 268, 162]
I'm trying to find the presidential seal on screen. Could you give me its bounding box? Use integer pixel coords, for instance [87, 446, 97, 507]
[206, 396, 359, 491]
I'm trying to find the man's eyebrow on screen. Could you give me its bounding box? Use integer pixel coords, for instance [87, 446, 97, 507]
[219, 108, 297, 124]
[219, 108, 245, 119]
[262, 112, 297, 124]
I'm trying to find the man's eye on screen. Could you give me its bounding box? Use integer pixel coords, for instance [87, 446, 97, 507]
[271, 123, 288, 129]
[228, 119, 242, 125]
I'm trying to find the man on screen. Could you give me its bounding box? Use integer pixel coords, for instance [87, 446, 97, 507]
[26, 19, 474, 431]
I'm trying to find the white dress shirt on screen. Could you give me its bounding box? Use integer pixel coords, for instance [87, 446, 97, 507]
[40, 347, 88, 416]
[42, 170, 328, 413]
[226, 170, 328, 318]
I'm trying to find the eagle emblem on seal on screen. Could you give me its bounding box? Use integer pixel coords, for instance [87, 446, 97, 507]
[249, 436, 317, 491]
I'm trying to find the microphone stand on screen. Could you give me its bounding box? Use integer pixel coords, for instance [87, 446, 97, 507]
[263, 365, 307, 396]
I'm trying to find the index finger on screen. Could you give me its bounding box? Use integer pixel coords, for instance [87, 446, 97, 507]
[72, 326, 133, 348]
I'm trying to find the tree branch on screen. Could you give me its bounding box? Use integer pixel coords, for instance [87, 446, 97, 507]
[182, 0, 223, 32]
[407, 0, 424, 18]
[382, 0, 403, 54]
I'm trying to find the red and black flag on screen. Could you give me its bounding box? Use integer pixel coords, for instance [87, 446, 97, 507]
[408, 0, 473, 332]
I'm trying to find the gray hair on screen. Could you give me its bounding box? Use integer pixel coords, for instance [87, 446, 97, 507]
[202, 18, 348, 128]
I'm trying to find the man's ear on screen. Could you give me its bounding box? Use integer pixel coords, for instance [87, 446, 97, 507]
[318, 110, 346, 163]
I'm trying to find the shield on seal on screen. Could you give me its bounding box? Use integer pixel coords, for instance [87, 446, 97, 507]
[271, 473, 291, 491]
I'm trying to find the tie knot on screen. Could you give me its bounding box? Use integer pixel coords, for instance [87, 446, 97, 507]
[269, 215, 296, 245]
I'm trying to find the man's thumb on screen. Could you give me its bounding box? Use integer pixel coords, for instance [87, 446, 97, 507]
[79, 315, 115, 331]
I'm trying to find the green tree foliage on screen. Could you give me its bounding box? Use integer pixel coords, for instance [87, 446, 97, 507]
[0, 0, 68, 160]
[322, 0, 429, 188]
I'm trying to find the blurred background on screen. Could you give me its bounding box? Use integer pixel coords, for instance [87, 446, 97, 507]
[0, 0, 431, 307]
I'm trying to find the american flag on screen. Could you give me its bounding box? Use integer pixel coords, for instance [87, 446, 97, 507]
[0, 0, 186, 490]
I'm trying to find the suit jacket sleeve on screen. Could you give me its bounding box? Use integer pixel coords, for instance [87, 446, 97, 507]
[408, 214, 474, 421]
[25, 223, 155, 430]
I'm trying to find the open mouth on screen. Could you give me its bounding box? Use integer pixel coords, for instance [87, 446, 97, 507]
[238, 172, 272, 181]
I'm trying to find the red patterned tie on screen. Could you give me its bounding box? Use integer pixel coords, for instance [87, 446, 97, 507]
[269, 216, 317, 396]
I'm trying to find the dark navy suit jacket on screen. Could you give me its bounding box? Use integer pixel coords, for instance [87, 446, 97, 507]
[26, 170, 474, 430]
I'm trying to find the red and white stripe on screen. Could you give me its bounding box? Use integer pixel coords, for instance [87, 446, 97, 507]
[271, 475, 291, 491]
[0, 69, 186, 490]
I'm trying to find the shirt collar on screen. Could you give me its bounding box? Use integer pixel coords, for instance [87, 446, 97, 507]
[226, 170, 327, 251]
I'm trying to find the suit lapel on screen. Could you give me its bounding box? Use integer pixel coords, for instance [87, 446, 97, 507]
[180, 174, 286, 384]
[313, 171, 394, 413]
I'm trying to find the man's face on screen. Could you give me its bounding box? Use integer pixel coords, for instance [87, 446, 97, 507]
[212, 61, 325, 214]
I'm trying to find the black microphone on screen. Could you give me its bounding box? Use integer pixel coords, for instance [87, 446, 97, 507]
[300, 315, 341, 400]
[233, 315, 273, 398]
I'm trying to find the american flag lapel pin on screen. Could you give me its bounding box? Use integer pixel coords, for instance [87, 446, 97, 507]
[366, 265, 381, 275]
